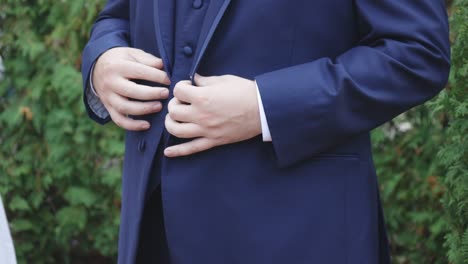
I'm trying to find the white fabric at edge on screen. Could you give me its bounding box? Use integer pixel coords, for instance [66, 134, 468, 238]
[0, 196, 17, 264]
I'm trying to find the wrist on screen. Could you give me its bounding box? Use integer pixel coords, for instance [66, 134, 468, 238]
[89, 64, 101, 98]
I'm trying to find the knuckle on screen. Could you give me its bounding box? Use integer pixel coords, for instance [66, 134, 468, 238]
[167, 98, 175, 110]
[168, 111, 177, 120]
[175, 80, 187, 88]
[165, 114, 172, 126]
[113, 117, 123, 127]
[200, 114, 216, 127]
[144, 104, 154, 114]
[178, 130, 188, 138]
[165, 123, 179, 137]
[188, 145, 199, 154]
[206, 129, 221, 140]
[173, 129, 184, 138]
[199, 116, 209, 126]
[173, 84, 182, 98]
[120, 84, 132, 97]
[133, 48, 145, 56]
[103, 82, 118, 95]
[156, 72, 167, 82]
[116, 104, 126, 114]
[195, 94, 210, 105]
[134, 67, 146, 79]
[99, 60, 112, 73]
[104, 61, 120, 73]
[207, 120, 218, 128]
[155, 58, 164, 68]
[165, 123, 173, 134]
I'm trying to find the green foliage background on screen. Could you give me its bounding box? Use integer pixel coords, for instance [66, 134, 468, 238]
[0, 0, 466, 263]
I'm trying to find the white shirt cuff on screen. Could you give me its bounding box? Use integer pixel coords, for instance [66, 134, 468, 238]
[255, 82, 272, 142]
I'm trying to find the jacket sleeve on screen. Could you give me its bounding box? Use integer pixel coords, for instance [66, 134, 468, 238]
[81, 0, 130, 124]
[255, 0, 451, 168]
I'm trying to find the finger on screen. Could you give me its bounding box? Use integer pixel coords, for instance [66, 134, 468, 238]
[108, 107, 151, 131]
[115, 79, 169, 101]
[128, 48, 164, 69]
[165, 114, 204, 139]
[173, 80, 200, 103]
[194, 73, 221, 87]
[168, 98, 194, 122]
[108, 94, 163, 116]
[120, 61, 171, 85]
[164, 137, 215, 157]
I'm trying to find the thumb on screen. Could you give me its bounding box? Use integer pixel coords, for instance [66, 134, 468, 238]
[194, 73, 221, 87]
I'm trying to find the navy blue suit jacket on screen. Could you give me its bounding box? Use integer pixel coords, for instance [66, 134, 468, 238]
[81, 0, 450, 263]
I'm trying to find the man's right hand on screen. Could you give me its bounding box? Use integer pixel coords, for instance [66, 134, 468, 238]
[92, 47, 171, 131]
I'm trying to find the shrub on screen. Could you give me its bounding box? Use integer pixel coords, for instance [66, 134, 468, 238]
[438, 0, 468, 262]
[372, 110, 448, 263]
[0, 1, 122, 263]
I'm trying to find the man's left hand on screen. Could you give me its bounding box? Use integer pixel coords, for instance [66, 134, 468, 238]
[164, 74, 262, 157]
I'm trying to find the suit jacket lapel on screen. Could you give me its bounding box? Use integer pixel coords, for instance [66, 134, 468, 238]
[190, 0, 232, 81]
[153, 0, 175, 78]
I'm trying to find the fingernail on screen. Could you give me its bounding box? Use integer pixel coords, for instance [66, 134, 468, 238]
[164, 148, 173, 156]
[160, 89, 169, 97]
[153, 102, 162, 109]
[142, 123, 150, 129]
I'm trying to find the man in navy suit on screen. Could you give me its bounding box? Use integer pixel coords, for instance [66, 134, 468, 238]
[82, 0, 450, 263]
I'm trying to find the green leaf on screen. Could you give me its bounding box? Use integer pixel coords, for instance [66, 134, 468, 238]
[64, 187, 97, 207]
[56, 206, 87, 231]
[11, 219, 34, 232]
[9, 196, 30, 211]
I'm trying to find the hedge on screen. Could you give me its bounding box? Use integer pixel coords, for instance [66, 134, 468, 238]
[0, 0, 466, 263]
[439, 1, 468, 262]
[0, 1, 122, 263]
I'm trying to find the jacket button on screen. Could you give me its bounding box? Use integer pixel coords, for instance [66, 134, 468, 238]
[138, 140, 146, 152]
[192, 0, 203, 9]
[183, 45, 193, 57]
